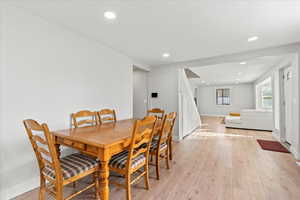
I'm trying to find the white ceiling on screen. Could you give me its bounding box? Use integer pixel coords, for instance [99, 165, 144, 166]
[189, 55, 288, 86]
[5, 0, 300, 66]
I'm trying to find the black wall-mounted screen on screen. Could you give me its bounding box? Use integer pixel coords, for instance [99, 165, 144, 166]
[151, 93, 158, 98]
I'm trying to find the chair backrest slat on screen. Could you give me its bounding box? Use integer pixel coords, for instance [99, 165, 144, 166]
[71, 110, 98, 128]
[157, 112, 177, 147]
[133, 137, 149, 149]
[32, 135, 47, 145]
[126, 116, 157, 170]
[97, 109, 117, 125]
[23, 119, 63, 182]
[147, 108, 165, 120]
[131, 148, 147, 159]
[37, 146, 51, 157]
[41, 157, 55, 168]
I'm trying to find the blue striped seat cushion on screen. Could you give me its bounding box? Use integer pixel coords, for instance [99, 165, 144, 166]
[150, 140, 167, 152]
[109, 151, 146, 169]
[43, 153, 98, 180]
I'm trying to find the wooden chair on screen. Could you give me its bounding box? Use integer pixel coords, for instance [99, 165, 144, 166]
[168, 112, 177, 161]
[149, 112, 177, 180]
[109, 116, 157, 200]
[147, 108, 165, 120]
[23, 119, 100, 200]
[97, 109, 117, 125]
[71, 110, 98, 128]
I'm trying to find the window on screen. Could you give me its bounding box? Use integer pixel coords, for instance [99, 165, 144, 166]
[256, 77, 272, 110]
[261, 85, 272, 109]
[216, 88, 230, 105]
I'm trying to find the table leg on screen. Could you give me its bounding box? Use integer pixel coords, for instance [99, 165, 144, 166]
[95, 164, 100, 200]
[99, 160, 110, 200]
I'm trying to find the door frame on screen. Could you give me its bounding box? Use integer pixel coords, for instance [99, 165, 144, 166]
[278, 64, 292, 143]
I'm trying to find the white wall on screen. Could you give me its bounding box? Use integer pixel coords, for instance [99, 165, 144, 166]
[254, 64, 279, 132]
[147, 67, 201, 140]
[0, 6, 134, 199]
[198, 83, 255, 116]
[0, 7, 5, 199]
[254, 54, 300, 159]
[148, 67, 179, 139]
[133, 69, 149, 118]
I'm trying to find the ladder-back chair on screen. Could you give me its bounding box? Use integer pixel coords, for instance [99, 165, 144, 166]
[23, 119, 100, 200]
[149, 112, 177, 180]
[109, 116, 157, 200]
[147, 108, 165, 120]
[71, 110, 98, 128]
[97, 109, 117, 125]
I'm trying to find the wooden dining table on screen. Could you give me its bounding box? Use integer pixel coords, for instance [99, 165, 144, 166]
[52, 118, 161, 200]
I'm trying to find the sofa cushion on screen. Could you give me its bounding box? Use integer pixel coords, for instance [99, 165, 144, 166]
[225, 116, 241, 124]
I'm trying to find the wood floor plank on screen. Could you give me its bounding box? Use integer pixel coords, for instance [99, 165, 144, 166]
[14, 116, 300, 200]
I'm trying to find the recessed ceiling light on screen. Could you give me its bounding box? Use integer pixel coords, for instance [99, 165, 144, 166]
[248, 36, 259, 42]
[104, 11, 117, 20]
[240, 62, 247, 65]
[162, 53, 170, 58]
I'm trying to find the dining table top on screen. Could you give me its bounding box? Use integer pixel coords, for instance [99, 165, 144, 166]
[52, 118, 161, 149]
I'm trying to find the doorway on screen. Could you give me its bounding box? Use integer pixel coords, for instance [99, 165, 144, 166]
[133, 67, 149, 118]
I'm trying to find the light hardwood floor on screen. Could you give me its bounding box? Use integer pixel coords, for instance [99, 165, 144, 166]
[15, 116, 300, 200]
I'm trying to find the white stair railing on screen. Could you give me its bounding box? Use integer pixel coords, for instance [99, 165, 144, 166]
[178, 68, 201, 139]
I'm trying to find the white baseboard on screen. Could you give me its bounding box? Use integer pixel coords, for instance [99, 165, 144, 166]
[290, 145, 300, 160]
[200, 114, 226, 117]
[272, 130, 300, 160]
[272, 131, 300, 160]
[2, 176, 39, 200]
[182, 125, 200, 140]
[272, 131, 282, 142]
[173, 135, 180, 141]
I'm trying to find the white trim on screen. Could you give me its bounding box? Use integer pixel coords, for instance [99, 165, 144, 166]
[278, 64, 294, 146]
[2, 177, 39, 200]
[272, 130, 282, 142]
[290, 145, 300, 160]
[173, 135, 180, 141]
[200, 114, 226, 117]
[182, 125, 200, 139]
[273, 130, 300, 160]
[155, 42, 300, 68]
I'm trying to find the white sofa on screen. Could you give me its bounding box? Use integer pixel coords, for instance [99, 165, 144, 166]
[225, 109, 273, 131]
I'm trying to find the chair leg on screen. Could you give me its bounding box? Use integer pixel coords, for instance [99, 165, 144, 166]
[144, 165, 150, 190]
[155, 153, 160, 180]
[39, 175, 46, 200]
[165, 148, 170, 169]
[126, 175, 132, 200]
[169, 139, 173, 160]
